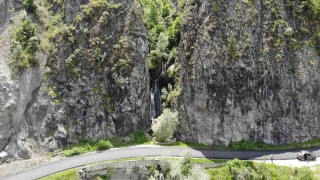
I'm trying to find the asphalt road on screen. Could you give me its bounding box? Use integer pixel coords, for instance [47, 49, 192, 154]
[3, 146, 320, 180]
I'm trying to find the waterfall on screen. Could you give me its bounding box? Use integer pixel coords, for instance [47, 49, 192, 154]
[150, 61, 166, 119]
[150, 78, 161, 119]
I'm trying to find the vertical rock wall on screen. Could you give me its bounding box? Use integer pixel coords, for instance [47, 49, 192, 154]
[45, 0, 150, 144]
[178, 0, 320, 145]
[0, 0, 150, 160]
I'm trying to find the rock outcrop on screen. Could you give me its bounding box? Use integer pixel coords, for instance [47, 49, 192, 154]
[46, 0, 150, 144]
[0, 0, 150, 160]
[0, 0, 24, 32]
[177, 0, 320, 145]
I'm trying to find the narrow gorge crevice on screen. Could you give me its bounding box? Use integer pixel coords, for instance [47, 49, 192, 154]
[142, 0, 183, 121]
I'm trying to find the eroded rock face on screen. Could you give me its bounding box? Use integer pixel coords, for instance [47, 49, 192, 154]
[0, 77, 16, 152]
[0, 1, 7, 28]
[177, 0, 320, 145]
[0, 68, 49, 159]
[2, 0, 320, 161]
[45, 0, 150, 144]
[0, 0, 149, 159]
[0, 0, 23, 30]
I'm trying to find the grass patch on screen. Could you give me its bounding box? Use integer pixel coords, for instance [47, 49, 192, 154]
[207, 165, 231, 180]
[191, 158, 227, 164]
[227, 139, 320, 150]
[107, 130, 150, 147]
[39, 168, 78, 180]
[166, 157, 227, 164]
[62, 131, 150, 157]
[168, 141, 212, 149]
[314, 165, 320, 179]
[62, 139, 97, 157]
[167, 138, 320, 151]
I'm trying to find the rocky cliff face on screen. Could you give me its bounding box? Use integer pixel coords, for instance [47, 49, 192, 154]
[0, 0, 38, 160]
[0, 0, 149, 160]
[178, 0, 320, 145]
[1, 0, 320, 161]
[46, 0, 150, 143]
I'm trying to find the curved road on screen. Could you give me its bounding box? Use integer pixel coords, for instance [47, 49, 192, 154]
[4, 146, 320, 180]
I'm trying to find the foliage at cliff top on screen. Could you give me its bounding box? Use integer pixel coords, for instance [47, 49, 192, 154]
[141, 0, 182, 71]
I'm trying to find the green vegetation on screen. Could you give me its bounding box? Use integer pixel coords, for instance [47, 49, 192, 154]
[39, 168, 78, 180]
[63, 134, 320, 157]
[141, 0, 183, 108]
[190, 158, 227, 164]
[229, 140, 279, 150]
[97, 140, 113, 151]
[80, 0, 122, 18]
[62, 131, 150, 157]
[152, 140, 213, 149]
[298, 0, 320, 55]
[155, 138, 320, 151]
[161, 83, 181, 109]
[62, 139, 111, 157]
[23, 0, 37, 13]
[38, 158, 318, 180]
[152, 109, 179, 142]
[88, 157, 227, 166]
[227, 35, 239, 60]
[11, 18, 40, 73]
[111, 37, 134, 76]
[312, 31, 320, 56]
[95, 168, 114, 180]
[314, 165, 320, 179]
[141, 0, 182, 67]
[208, 159, 316, 180]
[228, 139, 320, 150]
[37, 3, 67, 53]
[305, 0, 320, 18]
[160, 153, 210, 179]
[134, 153, 210, 179]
